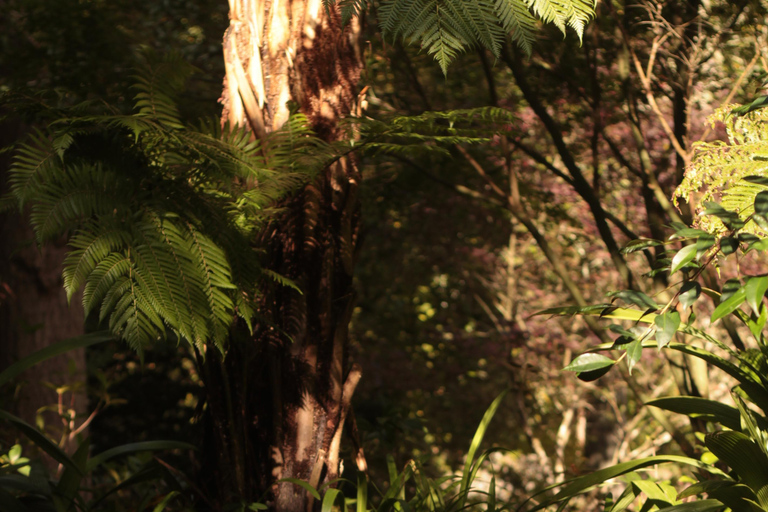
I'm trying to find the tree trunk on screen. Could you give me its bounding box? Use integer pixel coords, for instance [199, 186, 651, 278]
[199, 2, 364, 510]
[0, 118, 87, 458]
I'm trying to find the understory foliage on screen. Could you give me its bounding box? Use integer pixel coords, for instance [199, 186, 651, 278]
[531, 105, 768, 511]
[324, 0, 595, 72]
[2, 51, 516, 354]
[3, 53, 333, 352]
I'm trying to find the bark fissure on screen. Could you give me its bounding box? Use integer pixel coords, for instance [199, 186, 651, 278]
[205, 2, 363, 510]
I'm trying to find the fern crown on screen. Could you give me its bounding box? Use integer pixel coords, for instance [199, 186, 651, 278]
[5, 53, 331, 353]
[326, 0, 596, 73]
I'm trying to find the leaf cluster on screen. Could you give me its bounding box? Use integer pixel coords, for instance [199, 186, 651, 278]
[522, 102, 768, 511]
[2, 52, 332, 352]
[324, 0, 596, 73]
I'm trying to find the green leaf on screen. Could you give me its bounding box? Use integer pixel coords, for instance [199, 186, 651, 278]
[754, 215, 768, 232]
[626, 338, 643, 375]
[755, 191, 768, 215]
[670, 245, 696, 274]
[279, 478, 321, 501]
[457, 390, 508, 511]
[321, 488, 344, 512]
[654, 500, 725, 512]
[712, 286, 747, 323]
[750, 237, 768, 252]
[633, 479, 675, 505]
[706, 431, 768, 509]
[721, 236, 739, 255]
[646, 397, 741, 431]
[622, 238, 664, 254]
[612, 290, 660, 310]
[0, 411, 81, 476]
[679, 282, 701, 310]
[747, 276, 768, 314]
[248, 504, 268, 511]
[563, 353, 615, 373]
[696, 235, 716, 260]
[526, 456, 728, 511]
[655, 312, 681, 349]
[576, 365, 614, 382]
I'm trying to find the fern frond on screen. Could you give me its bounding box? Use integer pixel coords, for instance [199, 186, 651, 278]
[676, 106, 768, 235]
[9, 130, 63, 206]
[495, 0, 537, 54]
[7, 53, 317, 352]
[378, 0, 596, 73]
[132, 51, 195, 130]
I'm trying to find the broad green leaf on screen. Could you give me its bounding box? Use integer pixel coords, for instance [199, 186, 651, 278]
[655, 312, 681, 349]
[526, 455, 728, 511]
[712, 286, 747, 323]
[646, 397, 741, 431]
[754, 216, 768, 232]
[577, 365, 614, 382]
[746, 176, 768, 186]
[607, 483, 640, 512]
[678, 480, 736, 499]
[622, 238, 664, 254]
[670, 245, 696, 274]
[679, 282, 701, 310]
[321, 488, 344, 512]
[563, 353, 615, 373]
[721, 236, 739, 255]
[696, 235, 716, 260]
[722, 279, 742, 302]
[756, 191, 768, 215]
[626, 339, 643, 375]
[248, 504, 268, 511]
[633, 479, 676, 504]
[706, 431, 768, 509]
[655, 500, 725, 511]
[536, 305, 657, 323]
[671, 228, 709, 239]
[612, 290, 660, 310]
[747, 276, 768, 314]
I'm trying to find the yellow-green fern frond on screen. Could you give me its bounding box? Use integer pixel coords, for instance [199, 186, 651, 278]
[675, 106, 768, 235]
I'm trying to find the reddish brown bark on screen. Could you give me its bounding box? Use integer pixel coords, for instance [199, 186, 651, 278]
[201, 2, 364, 510]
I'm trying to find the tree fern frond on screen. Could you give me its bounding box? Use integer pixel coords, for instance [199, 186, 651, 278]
[676, 106, 768, 235]
[29, 164, 131, 242]
[495, 0, 537, 54]
[63, 224, 133, 301]
[379, 0, 596, 72]
[9, 130, 62, 206]
[83, 253, 132, 317]
[7, 53, 316, 351]
[131, 51, 195, 130]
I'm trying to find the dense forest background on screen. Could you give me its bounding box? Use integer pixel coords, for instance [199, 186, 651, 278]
[1, 0, 767, 510]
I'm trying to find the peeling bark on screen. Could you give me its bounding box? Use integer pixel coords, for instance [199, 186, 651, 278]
[201, 2, 364, 510]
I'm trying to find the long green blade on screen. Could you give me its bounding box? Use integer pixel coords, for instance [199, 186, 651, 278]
[0, 331, 114, 388]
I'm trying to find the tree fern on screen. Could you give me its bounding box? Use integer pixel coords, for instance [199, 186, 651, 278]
[3, 53, 333, 353]
[327, 0, 595, 73]
[675, 106, 768, 236]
